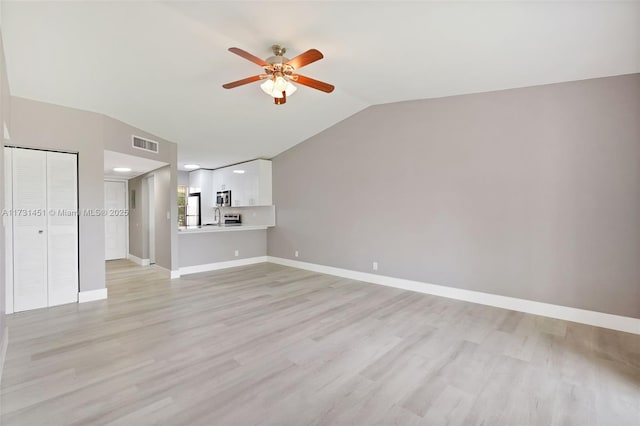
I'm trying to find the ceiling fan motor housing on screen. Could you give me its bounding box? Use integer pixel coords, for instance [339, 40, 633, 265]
[265, 45, 294, 75]
[271, 44, 287, 56]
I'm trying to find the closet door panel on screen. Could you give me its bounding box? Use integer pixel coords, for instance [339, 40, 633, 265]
[4, 148, 14, 313]
[12, 148, 48, 312]
[46, 151, 79, 306]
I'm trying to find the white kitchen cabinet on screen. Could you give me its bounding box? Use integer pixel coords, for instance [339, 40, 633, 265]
[188, 169, 203, 194]
[213, 167, 230, 193]
[195, 159, 272, 208]
[227, 160, 272, 207]
[212, 168, 224, 193]
[188, 169, 215, 224]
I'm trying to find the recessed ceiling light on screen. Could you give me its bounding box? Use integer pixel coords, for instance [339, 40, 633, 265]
[184, 164, 200, 170]
[233, 170, 245, 174]
[113, 167, 132, 172]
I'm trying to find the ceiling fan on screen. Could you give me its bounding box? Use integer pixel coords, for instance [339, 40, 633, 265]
[222, 45, 335, 105]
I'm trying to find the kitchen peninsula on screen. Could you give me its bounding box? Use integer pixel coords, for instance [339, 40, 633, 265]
[177, 159, 275, 275]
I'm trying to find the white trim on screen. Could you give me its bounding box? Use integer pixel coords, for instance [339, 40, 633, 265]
[0, 327, 8, 386]
[179, 256, 268, 276]
[171, 270, 180, 279]
[78, 288, 108, 303]
[127, 253, 150, 266]
[267, 257, 640, 335]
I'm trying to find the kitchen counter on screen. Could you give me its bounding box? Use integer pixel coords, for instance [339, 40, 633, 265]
[179, 225, 268, 271]
[178, 224, 271, 234]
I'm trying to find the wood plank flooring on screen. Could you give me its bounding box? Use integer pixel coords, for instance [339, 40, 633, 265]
[1, 260, 639, 425]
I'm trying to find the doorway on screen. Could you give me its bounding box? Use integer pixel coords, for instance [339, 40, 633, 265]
[103, 149, 167, 267]
[104, 180, 128, 260]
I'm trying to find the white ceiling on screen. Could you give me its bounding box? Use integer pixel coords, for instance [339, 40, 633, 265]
[104, 150, 168, 180]
[3, 1, 639, 169]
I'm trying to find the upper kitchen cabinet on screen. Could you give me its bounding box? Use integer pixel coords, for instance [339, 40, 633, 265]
[214, 159, 272, 207]
[189, 169, 215, 223]
[188, 169, 201, 195]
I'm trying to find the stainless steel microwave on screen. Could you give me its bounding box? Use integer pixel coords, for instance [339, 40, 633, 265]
[216, 190, 231, 207]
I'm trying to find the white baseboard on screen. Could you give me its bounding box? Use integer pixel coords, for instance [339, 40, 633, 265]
[127, 253, 150, 266]
[267, 256, 640, 335]
[0, 327, 8, 386]
[151, 264, 180, 279]
[78, 288, 108, 303]
[179, 256, 268, 276]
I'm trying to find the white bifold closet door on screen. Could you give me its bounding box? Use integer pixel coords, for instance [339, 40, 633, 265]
[46, 151, 79, 306]
[12, 148, 48, 311]
[10, 148, 78, 312]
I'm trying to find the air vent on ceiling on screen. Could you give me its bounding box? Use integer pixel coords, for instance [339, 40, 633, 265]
[132, 135, 159, 153]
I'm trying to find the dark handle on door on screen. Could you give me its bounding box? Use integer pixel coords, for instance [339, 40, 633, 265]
[38, 230, 44, 234]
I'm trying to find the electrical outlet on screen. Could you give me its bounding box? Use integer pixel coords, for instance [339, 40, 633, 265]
[234, 249, 239, 257]
[295, 250, 299, 258]
[372, 262, 378, 271]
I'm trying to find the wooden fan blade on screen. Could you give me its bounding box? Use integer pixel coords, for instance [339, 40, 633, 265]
[291, 74, 335, 93]
[286, 49, 323, 70]
[222, 75, 264, 89]
[228, 47, 269, 67]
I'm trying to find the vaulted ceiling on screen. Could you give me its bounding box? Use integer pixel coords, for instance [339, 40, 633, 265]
[3, 1, 639, 169]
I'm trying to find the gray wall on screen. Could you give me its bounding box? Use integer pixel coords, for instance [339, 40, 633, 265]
[128, 165, 174, 270]
[268, 74, 640, 319]
[9, 97, 178, 290]
[179, 230, 266, 268]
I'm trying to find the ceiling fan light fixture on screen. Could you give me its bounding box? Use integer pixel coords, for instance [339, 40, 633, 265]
[260, 77, 297, 99]
[260, 78, 276, 96]
[284, 81, 297, 96]
[273, 76, 287, 92]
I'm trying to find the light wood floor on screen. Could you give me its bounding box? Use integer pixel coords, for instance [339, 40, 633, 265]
[1, 260, 639, 425]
